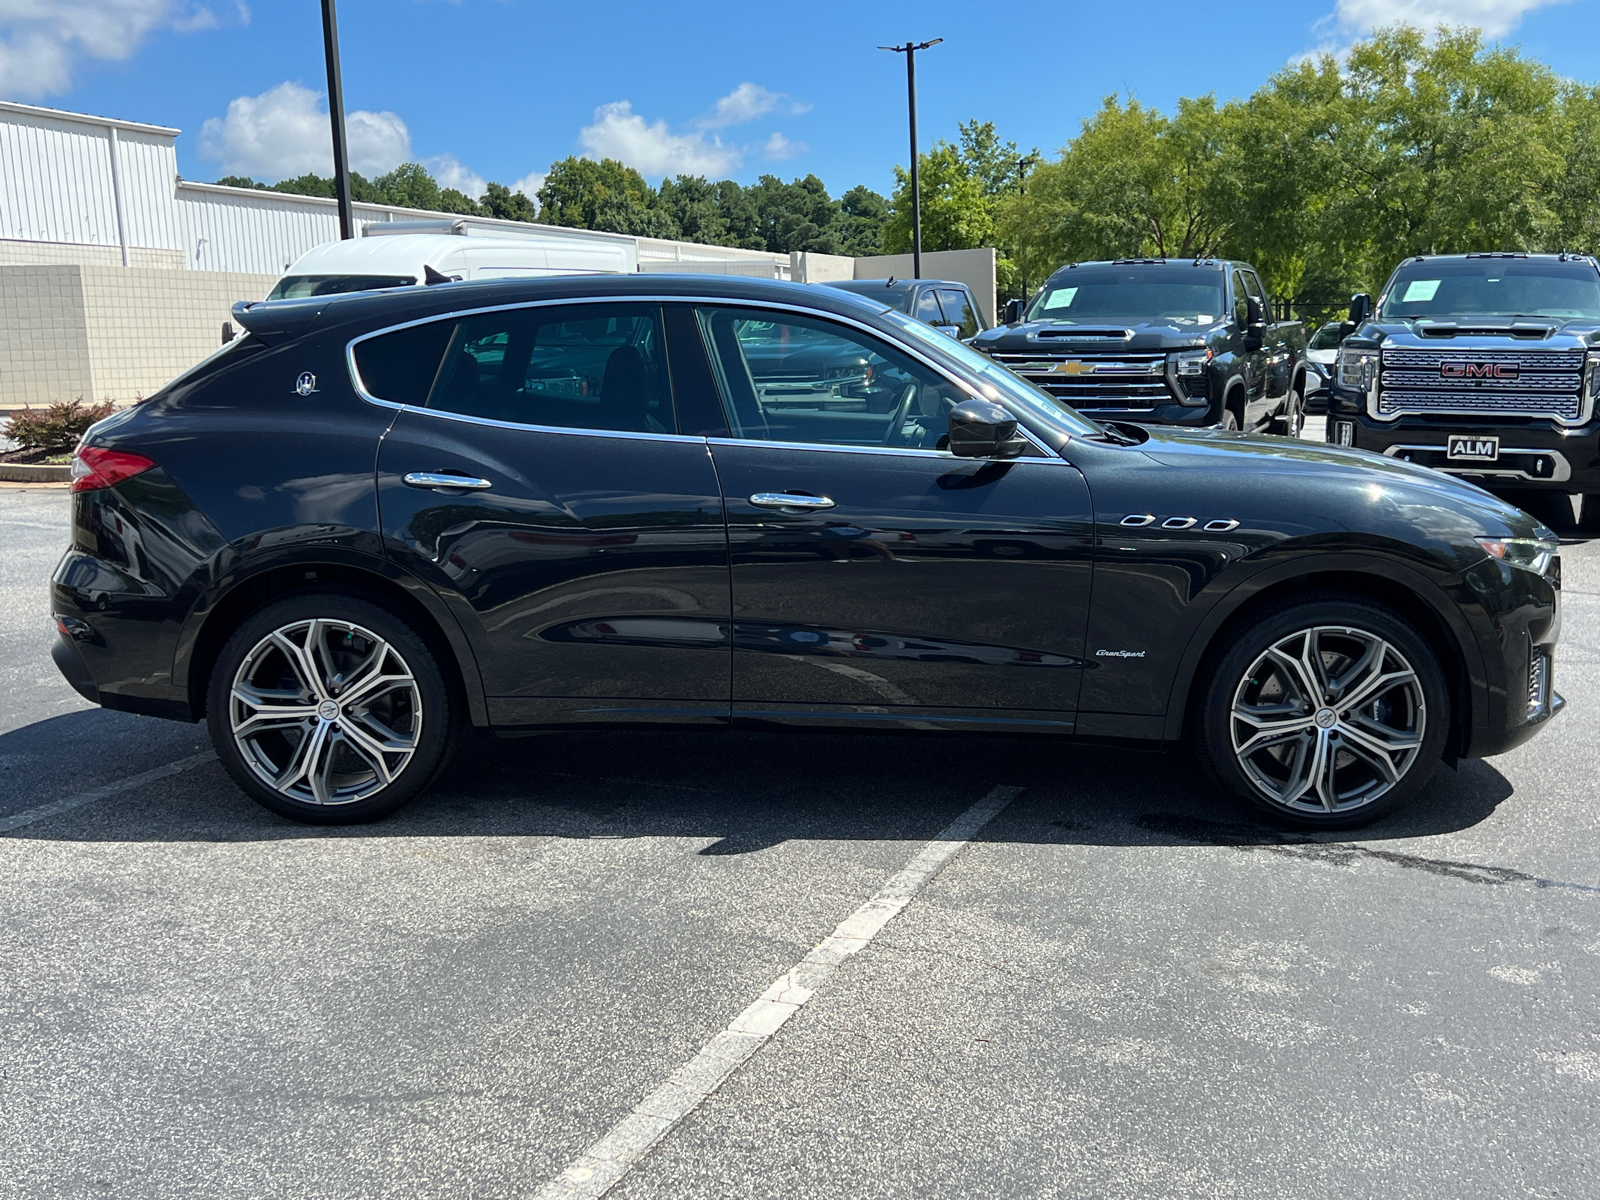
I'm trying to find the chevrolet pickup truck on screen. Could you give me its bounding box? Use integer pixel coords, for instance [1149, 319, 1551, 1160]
[1326, 252, 1600, 531]
[971, 258, 1308, 434]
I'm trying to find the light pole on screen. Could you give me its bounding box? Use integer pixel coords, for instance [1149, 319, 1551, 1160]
[1015, 153, 1037, 298]
[878, 38, 942, 279]
[321, 0, 355, 240]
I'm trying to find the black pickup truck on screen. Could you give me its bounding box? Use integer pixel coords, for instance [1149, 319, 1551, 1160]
[1326, 252, 1600, 531]
[970, 258, 1308, 434]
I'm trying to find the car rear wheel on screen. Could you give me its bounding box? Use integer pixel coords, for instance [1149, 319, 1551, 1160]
[206, 593, 454, 824]
[1193, 595, 1449, 829]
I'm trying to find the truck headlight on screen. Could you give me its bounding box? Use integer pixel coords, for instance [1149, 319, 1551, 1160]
[1475, 534, 1560, 576]
[1586, 351, 1600, 409]
[1338, 346, 1380, 390]
[1172, 348, 1211, 377]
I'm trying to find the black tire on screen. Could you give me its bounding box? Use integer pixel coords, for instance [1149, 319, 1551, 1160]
[1578, 494, 1600, 534]
[1272, 385, 1305, 438]
[1193, 594, 1450, 830]
[1219, 404, 1240, 431]
[1516, 491, 1576, 533]
[206, 592, 455, 824]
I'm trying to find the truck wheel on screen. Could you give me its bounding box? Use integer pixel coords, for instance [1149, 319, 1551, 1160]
[1193, 594, 1448, 830]
[1272, 386, 1305, 438]
[206, 592, 455, 825]
[1219, 407, 1240, 431]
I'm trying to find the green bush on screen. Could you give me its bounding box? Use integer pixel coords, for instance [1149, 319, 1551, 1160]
[4, 398, 116, 452]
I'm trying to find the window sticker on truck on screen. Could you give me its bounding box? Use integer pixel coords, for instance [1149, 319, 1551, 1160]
[1402, 279, 1442, 302]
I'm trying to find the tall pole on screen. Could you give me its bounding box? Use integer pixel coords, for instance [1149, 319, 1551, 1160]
[1015, 154, 1037, 299]
[321, 0, 355, 240]
[879, 38, 942, 279]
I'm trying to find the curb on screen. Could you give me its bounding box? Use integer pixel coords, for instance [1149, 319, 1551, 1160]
[0, 462, 71, 483]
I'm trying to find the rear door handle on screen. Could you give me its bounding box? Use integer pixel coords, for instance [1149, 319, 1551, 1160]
[749, 492, 835, 510]
[403, 471, 493, 491]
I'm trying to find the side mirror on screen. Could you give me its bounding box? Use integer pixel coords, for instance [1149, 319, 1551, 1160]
[1245, 295, 1264, 325]
[934, 324, 962, 338]
[947, 399, 1029, 459]
[1003, 298, 1027, 324]
[1348, 292, 1372, 326]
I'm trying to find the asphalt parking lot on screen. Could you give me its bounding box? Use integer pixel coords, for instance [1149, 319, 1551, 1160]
[3, 460, 1598, 1199]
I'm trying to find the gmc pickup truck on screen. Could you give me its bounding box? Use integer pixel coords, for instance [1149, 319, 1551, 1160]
[971, 258, 1308, 434]
[1327, 252, 1600, 531]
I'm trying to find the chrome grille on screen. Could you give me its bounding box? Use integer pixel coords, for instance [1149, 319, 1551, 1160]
[987, 350, 1171, 408]
[1378, 348, 1585, 422]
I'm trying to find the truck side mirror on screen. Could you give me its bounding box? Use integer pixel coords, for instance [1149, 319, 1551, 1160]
[1348, 293, 1372, 326]
[1003, 298, 1027, 324]
[947, 399, 1029, 459]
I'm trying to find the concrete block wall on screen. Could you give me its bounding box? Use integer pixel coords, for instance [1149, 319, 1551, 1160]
[0, 238, 183, 270]
[0, 265, 93, 407]
[81, 266, 277, 401]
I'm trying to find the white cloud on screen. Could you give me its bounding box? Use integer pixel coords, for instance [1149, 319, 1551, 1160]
[512, 170, 546, 205]
[422, 153, 486, 199]
[199, 81, 411, 179]
[700, 82, 780, 128]
[762, 131, 807, 161]
[1322, 0, 1568, 38]
[0, 0, 226, 97]
[578, 100, 741, 179]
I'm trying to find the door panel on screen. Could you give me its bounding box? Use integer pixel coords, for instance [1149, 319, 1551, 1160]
[379, 415, 731, 712]
[711, 442, 1095, 721]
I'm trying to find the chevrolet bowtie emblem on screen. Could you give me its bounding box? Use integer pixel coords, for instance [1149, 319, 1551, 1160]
[1051, 360, 1089, 375]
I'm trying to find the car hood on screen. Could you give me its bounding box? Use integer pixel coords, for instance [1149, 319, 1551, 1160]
[1112, 424, 1540, 545]
[973, 318, 1227, 353]
[1356, 318, 1600, 350]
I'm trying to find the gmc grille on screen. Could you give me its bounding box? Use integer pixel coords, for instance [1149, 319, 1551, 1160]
[1378, 348, 1586, 422]
[987, 350, 1171, 408]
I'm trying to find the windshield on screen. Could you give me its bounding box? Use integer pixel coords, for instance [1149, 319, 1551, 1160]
[1379, 259, 1600, 320]
[268, 273, 417, 301]
[882, 309, 1103, 439]
[1024, 267, 1226, 325]
[1308, 323, 1343, 350]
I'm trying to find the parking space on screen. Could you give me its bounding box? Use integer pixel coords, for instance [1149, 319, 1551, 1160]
[3, 480, 1599, 1198]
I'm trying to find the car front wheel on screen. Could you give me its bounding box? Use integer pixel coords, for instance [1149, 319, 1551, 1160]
[1194, 595, 1449, 829]
[206, 593, 454, 824]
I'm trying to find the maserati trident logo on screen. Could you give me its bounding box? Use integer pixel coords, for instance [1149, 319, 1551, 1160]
[294, 371, 318, 396]
[1440, 361, 1518, 380]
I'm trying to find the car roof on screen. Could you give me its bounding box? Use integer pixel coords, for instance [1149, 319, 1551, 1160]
[235, 273, 897, 343]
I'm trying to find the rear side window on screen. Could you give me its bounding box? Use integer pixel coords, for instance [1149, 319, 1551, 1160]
[914, 290, 944, 324]
[427, 303, 672, 434]
[353, 319, 455, 406]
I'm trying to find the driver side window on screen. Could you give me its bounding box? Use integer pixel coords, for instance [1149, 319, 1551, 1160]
[694, 306, 965, 450]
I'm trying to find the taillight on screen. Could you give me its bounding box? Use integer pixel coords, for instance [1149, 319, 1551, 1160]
[71, 445, 156, 493]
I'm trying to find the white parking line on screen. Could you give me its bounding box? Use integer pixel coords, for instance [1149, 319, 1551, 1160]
[0, 750, 216, 834]
[533, 783, 1024, 1200]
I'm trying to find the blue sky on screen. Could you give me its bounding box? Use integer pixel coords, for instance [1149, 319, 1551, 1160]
[5, 0, 1598, 202]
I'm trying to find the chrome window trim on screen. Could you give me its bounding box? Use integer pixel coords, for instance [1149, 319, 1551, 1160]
[1380, 444, 1572, 483]
[395, 403, 710, 446]
[344, 291, 1076, 450]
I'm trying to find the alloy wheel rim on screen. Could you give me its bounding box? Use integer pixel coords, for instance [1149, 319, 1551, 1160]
[229, 618, 422, 805]
[1230, 625, 1425, 814]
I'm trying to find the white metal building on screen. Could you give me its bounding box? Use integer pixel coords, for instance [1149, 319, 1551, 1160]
[0, 99, 993, 408]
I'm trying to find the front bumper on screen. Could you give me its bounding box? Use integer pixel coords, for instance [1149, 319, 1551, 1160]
[1325, 389, 1600, 492]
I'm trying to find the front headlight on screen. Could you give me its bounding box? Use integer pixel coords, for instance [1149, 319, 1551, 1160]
[1476, 534, 1560, 576]
[1172, 348, 1211, 377]
[1338, 346, 1380, 390]
[1586, 350, 1600, 409]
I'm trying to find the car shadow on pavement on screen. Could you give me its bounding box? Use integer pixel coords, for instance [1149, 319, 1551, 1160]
[0, 712, 1515, 852]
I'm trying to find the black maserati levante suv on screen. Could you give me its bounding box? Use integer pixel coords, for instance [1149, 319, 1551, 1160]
[52, 276, 1562, 828]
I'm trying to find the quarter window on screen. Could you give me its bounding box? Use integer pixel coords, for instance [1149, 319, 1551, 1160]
[353, 319, 455, 406]
[1232, 270, 1251, 327]
[695, 307, 967, 450]
[427, 303, 672, 433]
[914, 290, 945, 324]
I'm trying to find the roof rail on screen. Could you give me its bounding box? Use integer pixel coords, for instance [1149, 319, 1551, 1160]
[1463, 252, 1529, 259]
[1111, 258, 1167, 265]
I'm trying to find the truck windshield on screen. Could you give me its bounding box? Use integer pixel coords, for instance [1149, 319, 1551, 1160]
[1024, 267, 1225, 324]
[268, 274, 416, 300]
[1379, 259, 1600, 320]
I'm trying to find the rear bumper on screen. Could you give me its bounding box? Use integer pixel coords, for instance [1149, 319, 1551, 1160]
[1325, 392, 1600, 492]
[51, 633, 99, 704]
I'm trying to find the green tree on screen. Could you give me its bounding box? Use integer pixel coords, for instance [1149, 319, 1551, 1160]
[480, 182, 537, 223]
[838, 185, 889, 257]
[437, 188, 482, 216]
[884, 141, 995, 254]
[370, 163, 441, 211]
[658, 175, 731, 245]
[537, 157, 654, 229]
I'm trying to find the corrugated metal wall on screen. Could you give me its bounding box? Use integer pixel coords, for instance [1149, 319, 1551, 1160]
[116, 130, 184, 252]
[0, 109, 122, 248]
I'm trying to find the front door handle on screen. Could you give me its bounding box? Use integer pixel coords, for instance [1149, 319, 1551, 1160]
[403, 471, 493, 491]
[749, 492, 836, 510]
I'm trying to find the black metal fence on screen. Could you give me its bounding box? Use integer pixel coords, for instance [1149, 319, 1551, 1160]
[1273, 296, 1353, 327]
